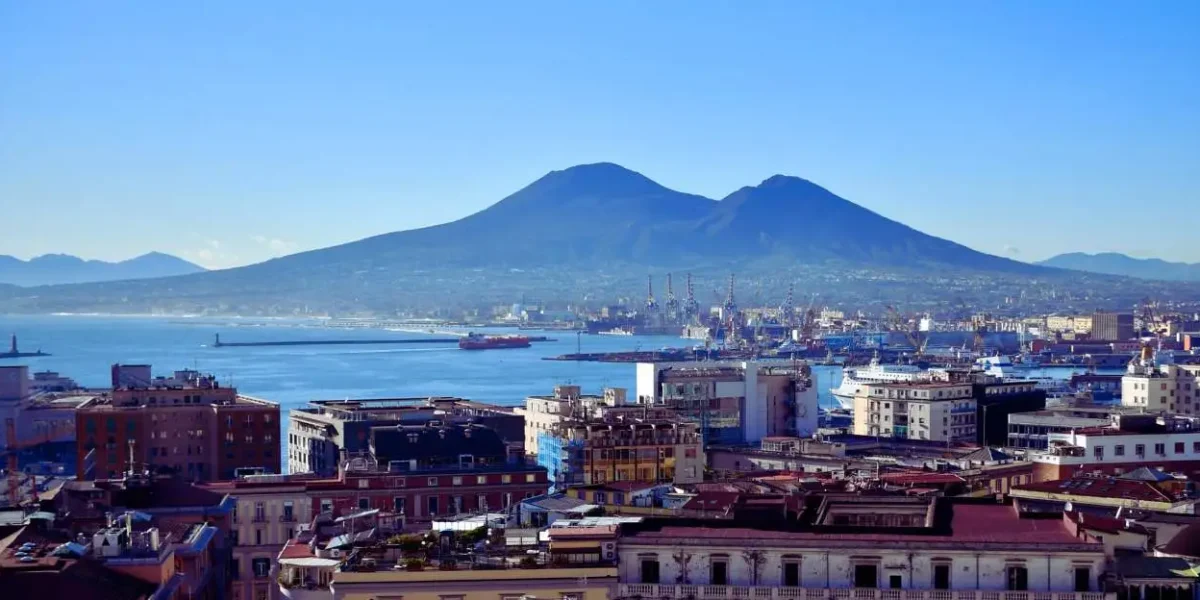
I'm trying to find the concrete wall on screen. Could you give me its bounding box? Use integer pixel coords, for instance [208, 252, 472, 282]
[619, 545, 1105, 591]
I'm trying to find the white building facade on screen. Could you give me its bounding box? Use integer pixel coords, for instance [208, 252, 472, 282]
[852, 382, 976, 443]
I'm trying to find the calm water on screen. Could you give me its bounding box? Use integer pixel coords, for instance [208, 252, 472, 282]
[2, 315, 1111, 472]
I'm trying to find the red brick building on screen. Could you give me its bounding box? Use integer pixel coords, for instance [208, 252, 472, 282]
[75, 366, 280, 481]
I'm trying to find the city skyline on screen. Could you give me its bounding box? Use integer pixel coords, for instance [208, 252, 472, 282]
[2, 1, 1197, 268]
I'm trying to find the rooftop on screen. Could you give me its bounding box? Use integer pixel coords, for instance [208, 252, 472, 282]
[1013, 474, 1185, 504]
[621, 498, 1096, 551]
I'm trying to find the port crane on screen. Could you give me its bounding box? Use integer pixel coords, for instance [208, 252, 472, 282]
[683, 273, 700, 324]
[664, 274, 679, 322]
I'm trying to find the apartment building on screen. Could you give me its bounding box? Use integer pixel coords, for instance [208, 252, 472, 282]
[537, 416, 704, 488]
[1027, 414, 1200, 482]
[617, 495, 1109, 599]
[200, 475, 316, 600]
[522, 386, 655, 456]
[1123, 354, 1200, 415]
[1093, 311, 1136, 341]
[636, 359, 819, 443]
[74, 365, 280, 481]
[852, 382, 977, 443]
[288, 397, 522, 476]
[303, 422, 548, 522]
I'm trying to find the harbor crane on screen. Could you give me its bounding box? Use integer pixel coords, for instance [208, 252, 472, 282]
[664, 274, 679, 321]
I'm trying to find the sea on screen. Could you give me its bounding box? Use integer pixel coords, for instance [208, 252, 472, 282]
[0, 314, 1103, 469]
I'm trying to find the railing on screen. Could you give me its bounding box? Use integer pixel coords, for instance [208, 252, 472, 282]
[615, 586, 1112, 600]
[280, 515, 296, 523]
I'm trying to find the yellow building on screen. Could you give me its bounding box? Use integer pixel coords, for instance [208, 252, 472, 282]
[331, 566, 617, 600]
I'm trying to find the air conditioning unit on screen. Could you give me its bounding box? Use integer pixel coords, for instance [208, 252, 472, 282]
[329, 549, 342, 558]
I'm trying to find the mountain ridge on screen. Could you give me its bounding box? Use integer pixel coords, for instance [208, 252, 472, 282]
[1038, 252, 1200, 282]
[0, 252, 206, 286]
[0, 163, 1109, 313]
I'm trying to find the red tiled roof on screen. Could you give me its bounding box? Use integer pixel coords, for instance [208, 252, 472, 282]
[1070, 511, 1150, 536]
[1014, 477, 1176, 503]
[278, 539, 315, 560]
[681, 491, 741, 513]
[880, 472, 965, 486]
[625, 504, 1091, 547]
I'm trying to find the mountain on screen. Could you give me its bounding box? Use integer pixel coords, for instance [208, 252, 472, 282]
[0, 252, 206, 286]
[1038, 252, 1200, 282]
[0, 163, 1107, 314]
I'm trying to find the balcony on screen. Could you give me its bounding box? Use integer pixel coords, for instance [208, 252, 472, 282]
[280, 514, 296, 523]
[616, 586, 1112, 600]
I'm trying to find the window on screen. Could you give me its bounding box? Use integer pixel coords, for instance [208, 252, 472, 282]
[477, 494, 488, 511]
[1194, 442, 1200, 453]
[1177, 442, 1186, 454]
[1007, 566, 1028, 591]
[502, 475, 512, 483]
[283, 501, 294, 522]
[934, 564, 951, 589]
[1155, 443, 1166, 456]
[254, 502, 265, 521]
[526, 473, 537, 482]
[428, 495, 439, 515]
[452, 476, 463, 486]
[1075, 567, 1091, 592]
[890, 575, 902, 589]
[1115, 445, 1125, 457]
[783, 560, 801, 587]
[1136, 444, 1146, 458]
[1094, 446, 1104, 459]
[358, 497, 369, 510]
[394, 497, 406, 513]
[855, 564, 878, 588]
[427, 477, 439, 486]
[476, 475, 488, 484]
[255, 529, 262, 545]
[640, 558, 660, 584]
[711, 559, 728, 586]
[320, 499, 332, 514]
[252, 558, 271, 578]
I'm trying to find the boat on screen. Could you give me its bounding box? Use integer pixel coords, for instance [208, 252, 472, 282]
[830, 353, 931, 409]
[458, 332, 531, 350]
[596, 328, 634, 336]
[975, 354, 1075, 395]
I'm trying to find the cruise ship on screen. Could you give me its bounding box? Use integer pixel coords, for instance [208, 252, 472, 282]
[830, 355, 931, 409]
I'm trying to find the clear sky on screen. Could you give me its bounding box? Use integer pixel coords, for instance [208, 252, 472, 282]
[1, 1, 1197, 269]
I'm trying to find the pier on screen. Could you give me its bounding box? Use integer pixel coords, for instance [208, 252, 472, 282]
[0, 335, 50, 359]
[211, 334, 460, 348]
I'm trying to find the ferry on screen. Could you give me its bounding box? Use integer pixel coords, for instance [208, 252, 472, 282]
[596, 327, 634, 336]
[975, 355, 1075, 395]
[830, 354, 930, 409]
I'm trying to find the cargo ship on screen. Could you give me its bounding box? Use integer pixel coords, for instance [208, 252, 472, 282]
[458, 332, 532, 350]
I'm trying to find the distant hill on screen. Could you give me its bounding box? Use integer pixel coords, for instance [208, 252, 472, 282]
[1038, 253, 1200, 282]
[0, 252, 206, 286]
[0, 163, 1125, 314]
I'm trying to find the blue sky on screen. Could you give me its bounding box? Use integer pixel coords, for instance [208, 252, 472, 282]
[1, 1, 1197, 269]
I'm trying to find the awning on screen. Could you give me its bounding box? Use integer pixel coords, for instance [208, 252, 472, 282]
[280, 557, 341, 567]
